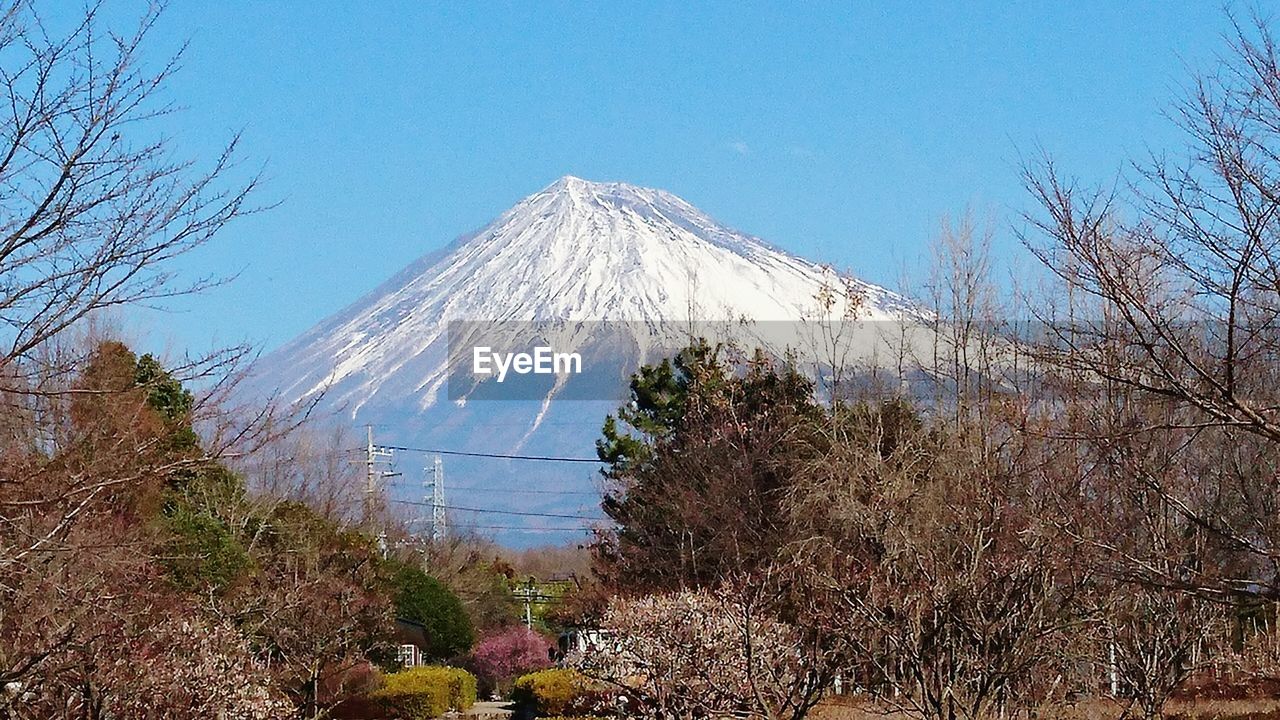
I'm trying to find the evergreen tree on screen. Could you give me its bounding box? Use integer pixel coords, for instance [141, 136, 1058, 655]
[595, 340, 724, 474]
[595, 343, 826, 590]
[387, 560, 476, 661]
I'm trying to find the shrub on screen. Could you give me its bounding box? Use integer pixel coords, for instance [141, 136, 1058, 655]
[512, 669, 612, 717]
[320, 662, 382, 710]
[329, 694, 386, 720]
[447, 666, 479, 710]
[370, 666, 477, 719]
[470, 626, 553, 696]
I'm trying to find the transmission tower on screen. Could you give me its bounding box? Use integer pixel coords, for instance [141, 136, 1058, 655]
[425, 454, 447, 542]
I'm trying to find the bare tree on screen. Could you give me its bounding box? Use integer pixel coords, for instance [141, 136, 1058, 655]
[0, 2, 258, 371]
[1024, 12, 1280, 598]
[215, 501, 392, 720]
[786, 401, 1087, 720]
[799, 266, 866, 409]
[779, 218, 1092, 720]
[0, 5, 301, 715]
[1097, 586, 1224, 720]
[241, 422, 366, 524]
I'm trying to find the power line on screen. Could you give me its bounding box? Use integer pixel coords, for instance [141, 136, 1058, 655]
[382, 444, 602, 464]
[388, 479, 601, 497]
[453, 590, 568, 601]
[406, 516, 598, 531]
[458, 524, 597, 533]
[389, 499, 605, 521]
[453, 486, 602, 497]
[431, 419, 604, 429]
[448, 503, 605, 521]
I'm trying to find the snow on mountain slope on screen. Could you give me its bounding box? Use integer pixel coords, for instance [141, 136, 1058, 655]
[254, 175, 911, 419]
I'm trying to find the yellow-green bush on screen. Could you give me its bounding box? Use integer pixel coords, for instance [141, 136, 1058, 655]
[512, 669, 591, 717]
[447, 666, 478, 710]
[370, 666, 477, 719]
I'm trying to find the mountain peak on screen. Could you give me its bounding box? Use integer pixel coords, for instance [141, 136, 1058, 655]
[522, 175, 711, 237]
[550, 174, 590, 187]
[536, 175, 681, 212]
[542, 175, 621, 196]
[254, 177, 909, 416]
[546, 174, 630, 191]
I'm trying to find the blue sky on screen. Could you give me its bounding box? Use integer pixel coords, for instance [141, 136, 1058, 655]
[83, 2, 1238, 356]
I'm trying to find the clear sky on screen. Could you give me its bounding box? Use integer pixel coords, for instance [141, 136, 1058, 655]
[76, 2, 1240, 356]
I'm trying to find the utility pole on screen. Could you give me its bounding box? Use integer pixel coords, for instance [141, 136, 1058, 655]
[424, 454, 447, 542]
[362, 426, 399, 554]
[519, 577, 535, 629]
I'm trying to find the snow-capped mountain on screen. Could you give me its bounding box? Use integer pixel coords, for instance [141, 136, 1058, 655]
[250, 176, 913, 545]
[258, 176, 908, 414]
